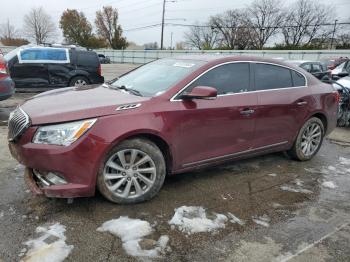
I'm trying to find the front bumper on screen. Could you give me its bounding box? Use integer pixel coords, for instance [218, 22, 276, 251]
[9, 126, 110, 198]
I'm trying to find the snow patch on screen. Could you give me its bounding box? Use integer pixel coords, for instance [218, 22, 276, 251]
[168, 206, 227, 234]
[339, 157, 350, 166]
[294, 179, 304, 187]
[227, 212, 245, 226]
[97, 216, 168, 258]
[280, 185, 313, 194]
[21, 223, 73, 262]
[252, 215, 270, 227]
[268, 173, 277, 177]
[322, 181, 337, 189]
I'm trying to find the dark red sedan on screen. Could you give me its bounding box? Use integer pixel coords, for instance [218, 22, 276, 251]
[8, 56, 338, 204]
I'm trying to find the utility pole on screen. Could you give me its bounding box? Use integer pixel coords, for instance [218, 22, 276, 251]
[330, 19, 338, 50]
[170, 32, 173, 49]
[160, 0, 166, 50]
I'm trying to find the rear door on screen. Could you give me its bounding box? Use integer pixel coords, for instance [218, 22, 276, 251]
[173, 62, 258, 168]
[12, 48, 49, 89]
[252, 63, 310, 148]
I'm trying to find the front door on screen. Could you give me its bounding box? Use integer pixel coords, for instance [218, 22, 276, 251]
[173, 62, 257, 169]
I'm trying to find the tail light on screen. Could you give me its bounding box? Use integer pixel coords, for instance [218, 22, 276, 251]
[98, 64, 102, 76]
[333, 91, 340, 103]
[0, 61, 7, 75]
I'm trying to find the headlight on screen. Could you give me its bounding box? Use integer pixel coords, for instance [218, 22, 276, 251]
[33, 119, 97, 146]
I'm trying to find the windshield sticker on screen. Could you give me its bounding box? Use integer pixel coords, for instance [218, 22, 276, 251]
[173, 62, 195, 68]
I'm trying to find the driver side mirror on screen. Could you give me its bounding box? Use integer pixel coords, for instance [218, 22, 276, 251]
[180, 86, 217, 100]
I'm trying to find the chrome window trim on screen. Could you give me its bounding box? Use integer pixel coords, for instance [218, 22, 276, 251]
[170, 60, 308, 102]
[182, 141, 288, 167]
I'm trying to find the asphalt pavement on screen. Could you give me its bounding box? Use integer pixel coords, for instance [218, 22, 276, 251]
[0, 64, 349, 262]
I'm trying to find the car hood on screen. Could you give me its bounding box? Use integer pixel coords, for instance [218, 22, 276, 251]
[21, 84, 149, 125]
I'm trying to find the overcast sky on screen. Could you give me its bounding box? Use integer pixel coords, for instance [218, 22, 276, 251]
[2, 0, 350, 47]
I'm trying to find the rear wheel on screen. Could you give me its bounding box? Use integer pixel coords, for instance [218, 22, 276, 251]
[69, 76, 89, 87]
[287, 117, 324, 161]
[97, 138, 166, 204]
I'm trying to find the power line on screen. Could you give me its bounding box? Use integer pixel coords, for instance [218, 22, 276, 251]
[164, 21, 350, 29]
[124, 23, 162, 32]
[121, 21, 350, 33]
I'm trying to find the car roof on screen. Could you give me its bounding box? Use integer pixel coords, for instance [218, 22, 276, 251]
[172, 54, 303, 70]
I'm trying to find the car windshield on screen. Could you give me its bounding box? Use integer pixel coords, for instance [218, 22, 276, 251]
[335, 62, 346, 70]
[110, 58, 205, 97]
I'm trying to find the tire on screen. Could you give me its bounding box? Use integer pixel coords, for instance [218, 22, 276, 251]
[69, 76, 89, 87]
[287, 117, 324, 161]
[97, 138, 166, 204]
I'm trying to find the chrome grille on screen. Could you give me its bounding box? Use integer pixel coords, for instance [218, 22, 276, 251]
[8, 107, 30, 142]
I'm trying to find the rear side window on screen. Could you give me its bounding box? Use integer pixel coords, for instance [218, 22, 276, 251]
[254, 64, 293, 91]
[291, 70, 306, 86]
[18, 48, 69, 63]
[187, 63, 250, 95]
[77, 52, 99, 67]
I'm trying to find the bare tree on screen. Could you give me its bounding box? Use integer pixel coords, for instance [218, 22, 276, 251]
[281, 0, 335, 47]
[210, 9, 257, 50]
[184, 22, 219, 50]
[247, 0, 284, 49]
[23, 7, 57, 44]
[0, 19, 17, 39]
[95, 6, 128, 49]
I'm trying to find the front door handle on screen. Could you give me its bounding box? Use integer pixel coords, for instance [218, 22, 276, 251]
[240, 109, 255, 115]
[297, 101, 308, 106]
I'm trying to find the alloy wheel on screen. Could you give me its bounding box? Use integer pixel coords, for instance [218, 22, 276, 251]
[300, 122, 322, 157]
[74, 79, 87, 86]
[103, 149, 157, 199]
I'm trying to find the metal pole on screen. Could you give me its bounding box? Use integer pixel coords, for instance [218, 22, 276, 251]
[330, 19, 338, 50]
[170, 32, 173, 50]
[160, 0, 166, 50]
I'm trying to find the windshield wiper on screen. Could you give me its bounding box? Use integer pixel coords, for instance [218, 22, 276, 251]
[115, 85, 143, 97]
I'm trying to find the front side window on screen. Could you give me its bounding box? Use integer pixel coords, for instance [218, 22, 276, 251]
[254, 64, 293, 91]
[300, 63, 312, 72]
[186, 63, 250, 95]
[311, 64, 322, 73]
[18, 48, 69, 63]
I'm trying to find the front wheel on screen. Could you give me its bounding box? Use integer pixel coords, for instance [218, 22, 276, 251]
[287, 117, 324, 161]
[97, 138, 166, 204]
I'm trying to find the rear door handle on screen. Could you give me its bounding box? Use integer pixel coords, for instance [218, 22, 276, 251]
[297, 101, 308, 106]
[240, 109, 255, 115]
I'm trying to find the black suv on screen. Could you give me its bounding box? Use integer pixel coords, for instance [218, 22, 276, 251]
[4, 45, 104, 90]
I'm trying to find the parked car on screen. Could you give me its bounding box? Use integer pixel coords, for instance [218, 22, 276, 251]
[331, 60, 350, 80]
[287, 60, 331, 82]
[98, 54, 111, 64]
[333, 79, 350, 127]
[321, 57, 349, 70]
[8, 56, 338, 204]
[4, 46, 104, 90]
[0, 55, 15, 101]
